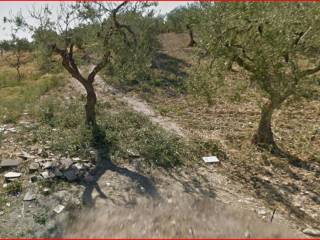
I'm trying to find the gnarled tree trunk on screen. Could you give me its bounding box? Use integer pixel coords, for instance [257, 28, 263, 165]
[186, 24, 196, 47]
[253, 100, 276, 147]
[84, 83, 97, 126]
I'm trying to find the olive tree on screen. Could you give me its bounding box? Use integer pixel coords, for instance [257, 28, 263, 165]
[166, 4, 203, 47]
[24, 1, 155, 126]
[3, 14, 32, 81]
[198, 3, 320, 149]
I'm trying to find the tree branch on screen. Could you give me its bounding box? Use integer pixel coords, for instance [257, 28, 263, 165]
[88, 52, 110, 82]
[50, 43, 87, 85]
[234, 55, 255, 73]
[299, 63, 320, 78]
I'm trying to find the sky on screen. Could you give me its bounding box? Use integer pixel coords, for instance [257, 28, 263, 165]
[0, 1, 189, 40]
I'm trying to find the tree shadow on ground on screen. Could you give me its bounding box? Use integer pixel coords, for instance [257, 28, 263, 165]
[152, 52, 190, 77]
[269, 144, 320, 173]
[151, 52, 190, 90]
[251, 175, 318, 227]
[81, 126, 160, 207]
[165, 164, 217, 199]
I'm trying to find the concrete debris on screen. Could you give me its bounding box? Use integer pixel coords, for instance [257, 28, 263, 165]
[23, 190, 36, 201]
[72, 157, 81, 161]
[29, 162, 40, 171]
[202, 156, 220, 163]
[303, 228, 320, 237]
[4, 172, 21, 179]
[0, 159, 22, 167]
[40, 171, 53, 179]
[42, 161, 53, 169]
[59, 158, 73, 170]
[53, 204, 65, 214]
[74, 163, 83, 170]
[19, 151, 34, 160]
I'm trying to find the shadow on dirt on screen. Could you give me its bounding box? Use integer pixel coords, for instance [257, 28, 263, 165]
[251, 175, 317, 227]
[269, 144, 320, 173]
[151, 52, 190, 91]
[81, 126, 160, 207]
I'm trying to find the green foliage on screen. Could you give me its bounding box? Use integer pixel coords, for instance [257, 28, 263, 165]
[104, 12, 161, 86]
[5, 181, 22, 195]
[34, 99, 93, 158]
[198, 3, 320, 106]
[0, 62, 65, 124]
[188, 60, 225, 106]
[165, 3, 204, 33]
[102, 110, 187, 168]
[33, 211, 48, 225]
[34, 98, 191, 169]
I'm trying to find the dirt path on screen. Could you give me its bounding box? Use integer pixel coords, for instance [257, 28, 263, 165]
[64, 72, 308, 238]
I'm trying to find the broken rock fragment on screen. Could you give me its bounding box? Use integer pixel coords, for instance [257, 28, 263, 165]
[303, 228, 320, 237]
[0, 159, 22, 168]
[23, 190, 36, 201]
[53, 204, 65, 214]
[59, 158, 73, 170]
[4, 172, 21, 179]
[29, 162, 40, 171]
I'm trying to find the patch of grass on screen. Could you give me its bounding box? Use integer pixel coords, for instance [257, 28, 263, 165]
[0, 194, 7, 209]
[33, 99, 93, 159]
[33, 97, 194, 169]
[33, 211, 48, 225]
[101, 110, 191, 168]
[0, 53, 65, 124]
[5, 181, 22, 195]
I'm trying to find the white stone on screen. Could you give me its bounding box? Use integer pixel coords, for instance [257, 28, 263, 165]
[4, 172, 21, 179]
[53, 204, 65, 214]
[202, 156, 220, 163]
[42, 161, 53, 169]
[303, 228, 320, 237]
[23, 190, 36, 201]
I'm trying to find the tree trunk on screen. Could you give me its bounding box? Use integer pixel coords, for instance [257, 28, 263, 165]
[85, 83, 97, 126]
[186, 24, 196, 47]
[16, 65, 22, 81]
[253, 100, 276, 147]
[16, 54, 22, 81]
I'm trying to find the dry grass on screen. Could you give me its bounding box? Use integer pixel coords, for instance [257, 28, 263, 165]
[134, 33, 320, 227]
[0, 52, 66, 123]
